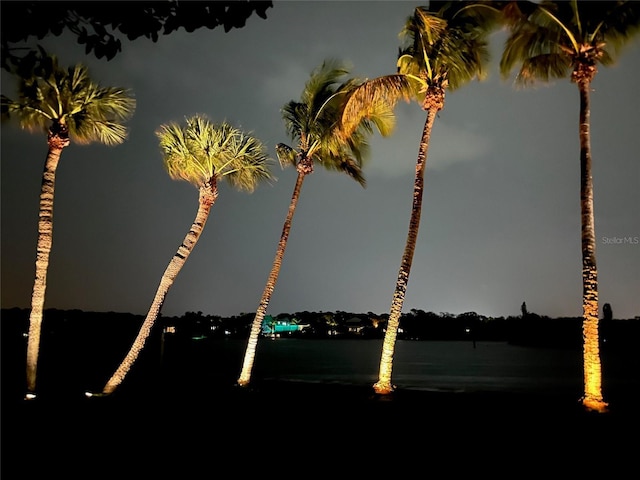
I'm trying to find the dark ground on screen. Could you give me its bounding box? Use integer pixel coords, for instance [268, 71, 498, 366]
[3, 376, 639, 478]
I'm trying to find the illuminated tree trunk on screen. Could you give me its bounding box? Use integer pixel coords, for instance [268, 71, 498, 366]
[237, 170, 306, 387]
[25, 128, 68, 398]
[374, 105, 438, 395]
[577, 79, 607, 413]
[101, 183, 217, 395]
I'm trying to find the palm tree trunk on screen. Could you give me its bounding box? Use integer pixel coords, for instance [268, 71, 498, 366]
[374, 108, 437, 395]
[237, 171, 306, 387]
[101, 186, 216, 395]
[25, 141, 65, 398]
[577, 81, 607, 413]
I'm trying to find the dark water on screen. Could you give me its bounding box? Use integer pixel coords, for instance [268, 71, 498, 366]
[162, 337, 638, 399]
[7, 328, 636, 402]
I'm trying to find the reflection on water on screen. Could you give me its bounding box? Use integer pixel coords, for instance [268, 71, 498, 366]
[175, 338, 637, 396]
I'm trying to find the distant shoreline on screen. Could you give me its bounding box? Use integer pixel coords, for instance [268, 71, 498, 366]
[3, 307, 639, 347]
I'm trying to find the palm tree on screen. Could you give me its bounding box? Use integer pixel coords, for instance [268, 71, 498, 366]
[499, 0, 640, 413]
[236, 59, 397, 388]
[95, 114, 273, 396]
[1, 50, 136, 400]
[341, 2, 499, 395]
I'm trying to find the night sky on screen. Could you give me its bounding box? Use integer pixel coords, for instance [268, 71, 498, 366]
[1, 1, 639, 320]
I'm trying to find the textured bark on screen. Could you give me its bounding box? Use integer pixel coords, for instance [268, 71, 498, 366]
[374, 106, 438, 395]
[577, 79, 607, 413]
[237, 170, 306, 387]
[25, 131, 67, 397]
[101, 184, 216, 395]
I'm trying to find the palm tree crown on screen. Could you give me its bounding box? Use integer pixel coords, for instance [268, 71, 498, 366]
[341, 1, 500, 136]
[500, 0, 640, 86]
[279, 58, 397, 185]
[2, 48, 136, 144]
[157, 114, 273, 192]
[399, 1, 495, 89]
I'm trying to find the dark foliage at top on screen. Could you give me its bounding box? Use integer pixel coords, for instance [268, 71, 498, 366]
[1, 0, 273, 71]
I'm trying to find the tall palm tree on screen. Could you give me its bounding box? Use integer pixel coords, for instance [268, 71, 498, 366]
[236, 59, 397, 388]
[341, 2, 499, 395]
[1, 50, 136, 400]
[95, 114, 273, 396]
[499, 0, 640, 413]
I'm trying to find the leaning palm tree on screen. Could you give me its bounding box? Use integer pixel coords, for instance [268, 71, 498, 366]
[1, 50, 136, 400]
[341, 2, 500, 395]
[94, 114, 273, 396]
[236, 59, 397, 388]
[499, 0, 640, 413]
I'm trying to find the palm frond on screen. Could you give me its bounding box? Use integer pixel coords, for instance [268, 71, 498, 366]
[157, 114, 273, 192]
[587, 0, 640, 57]
[314, 147, 367, 187]
[221, 132, 274, 193]
[72, 120, 130, 146]
[275, 143, 297, 168]
[301, 58, 351, 116]
[156, 121, 203, 184]
[340, 74, 412, 140]
[281, 100, 307, 146]
[517, 53, 571, 86]
[336, 157, 366, 187]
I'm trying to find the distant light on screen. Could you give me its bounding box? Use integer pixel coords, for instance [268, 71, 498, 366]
[25, 393, 37, 400]
[85, 391, 94, 398]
